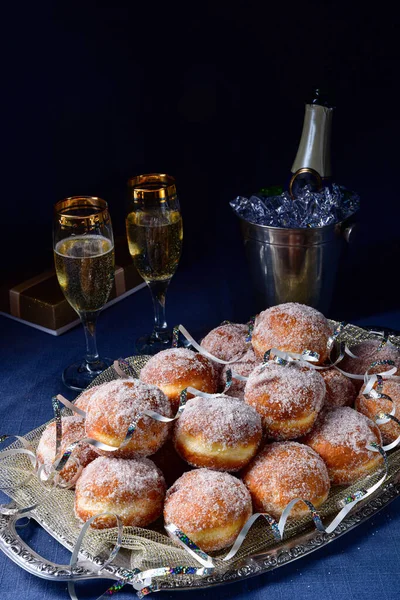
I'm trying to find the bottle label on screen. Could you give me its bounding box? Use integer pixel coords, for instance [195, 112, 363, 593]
[291, 104, 333, 179]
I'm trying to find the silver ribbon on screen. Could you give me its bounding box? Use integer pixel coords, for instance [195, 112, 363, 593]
[177, 324, 248, 365]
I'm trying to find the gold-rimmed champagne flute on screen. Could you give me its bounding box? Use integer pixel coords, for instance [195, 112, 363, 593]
[53, 196, 115, 390]
[126, 174, 183, 355]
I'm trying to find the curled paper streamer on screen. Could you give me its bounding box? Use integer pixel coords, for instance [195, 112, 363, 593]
[113, 358, 136, 379]
[263, 347, 319, 366]
[164, 524, 214, 569]
[56, 394, 86, 419]
[245, 316, 256, 343]
[177, 325, 247, 365]
[327, 321, 347, 351]
[66, 512, 153, 600]
[362, 375, 400, 452]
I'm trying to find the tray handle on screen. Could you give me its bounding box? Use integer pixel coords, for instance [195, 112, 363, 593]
[0, 505, 120, 583]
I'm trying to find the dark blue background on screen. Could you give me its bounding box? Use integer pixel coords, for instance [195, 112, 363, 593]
[3, 1, 400, 322]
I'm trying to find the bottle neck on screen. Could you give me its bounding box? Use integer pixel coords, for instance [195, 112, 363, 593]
[291, 104, 333, 178]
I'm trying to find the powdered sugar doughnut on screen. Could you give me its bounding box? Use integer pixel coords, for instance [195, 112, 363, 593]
[84, 379, 172, 458]
[222, 347, 261, 399]
[37, 416, 97, 486]
[201, 323, 249, 362]
[201, 323, 250, 389]
[242, 441, 330, 519]
[320, 369, 357, 408]
[74, 456, 166, 528]
[244, 362, 326, 440]
[173, 395, 262, 471]
[339, 339, 400, 390]
[164, 468, 252, 552]
[356, 379, 400, 445]
[140, 348, 217, 412]
[302, 406, 383, 485]
[252, 303, 332, 364]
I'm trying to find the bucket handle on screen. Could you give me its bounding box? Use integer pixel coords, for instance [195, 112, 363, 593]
[342, 222, 357, 243]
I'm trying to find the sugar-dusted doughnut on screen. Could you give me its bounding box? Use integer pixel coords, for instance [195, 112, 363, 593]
[201, 323, 249, 362]
[339, 339, 400, 390]
[74, 456, 166, 528]
[84, 379, 172, 458]
[36, 416, 97, 486]
[139, 348, 218, 412]
[173, 395, 262, 471]
[242, 441, 330, 519]
[164, 468, 252, 552]
[302, 406, 383, 485]
[244, 362, 326, 439]
[356, 379, 400, 445]
[222, 347, 261, 399]
[320, 368, 357, 408]
[251, 303, 332, 364]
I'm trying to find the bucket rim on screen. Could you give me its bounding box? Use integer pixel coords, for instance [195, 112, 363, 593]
[233, 208, 358, 233]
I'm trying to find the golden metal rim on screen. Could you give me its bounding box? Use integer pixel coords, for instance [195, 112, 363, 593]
[54, 196, 110, 229]
[54, 196, 109, 218]
[127, 173, 177, 201]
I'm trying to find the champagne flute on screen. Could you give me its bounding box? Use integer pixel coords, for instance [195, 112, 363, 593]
[53, 196, 115, 390]
[126, 174, 183, 355]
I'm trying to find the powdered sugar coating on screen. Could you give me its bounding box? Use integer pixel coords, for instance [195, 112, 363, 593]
[302, 406, 383, 484]
[321, 368, 357, 408]
[74, 385, 101, 412]
[223, 347, 261, 399]
[85, 379, 172, 457]
[75, 456, 166, 528]
[37, 416, 97, 484]
[164, 468, 252, 551]
[139, 348, 217, 409]
[174, 395, 262, 448]
[244, 362, 326, 439]
[140, 348, 215, 386]
[356, 379, 400, 444]
[201, 323, 250, 362]
[76, 456, 165, 503]
[243, 441, 330, 518]
[305, 407, 381, 454]
[252, 303, 332, 364]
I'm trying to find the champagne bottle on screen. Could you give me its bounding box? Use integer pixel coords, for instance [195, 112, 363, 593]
[288, 88, 334, 198]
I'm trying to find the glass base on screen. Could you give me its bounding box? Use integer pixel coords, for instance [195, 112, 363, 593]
[135, 332, 172, 356]
[135, 331, 193, 355]
[62, 357, 113, 391]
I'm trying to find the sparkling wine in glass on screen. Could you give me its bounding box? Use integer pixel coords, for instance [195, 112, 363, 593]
[53, 196, 115, 390]
[126, 174, 183, 355]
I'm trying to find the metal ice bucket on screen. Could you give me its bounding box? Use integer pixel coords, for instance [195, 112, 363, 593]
[238, 214, 356, 314]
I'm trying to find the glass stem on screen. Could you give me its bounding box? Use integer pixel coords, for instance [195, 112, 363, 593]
[148, 280, 170, 342]
[81, 311, 100, 369]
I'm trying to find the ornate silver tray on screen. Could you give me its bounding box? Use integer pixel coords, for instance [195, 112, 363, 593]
[0, 479, 399, 591]
[1, 323, 400, 593]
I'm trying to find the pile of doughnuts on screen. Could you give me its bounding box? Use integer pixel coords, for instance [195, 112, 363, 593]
[36, 301, 399, 552]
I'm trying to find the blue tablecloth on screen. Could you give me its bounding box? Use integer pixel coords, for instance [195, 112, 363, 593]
[1, 257, 400, 600]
